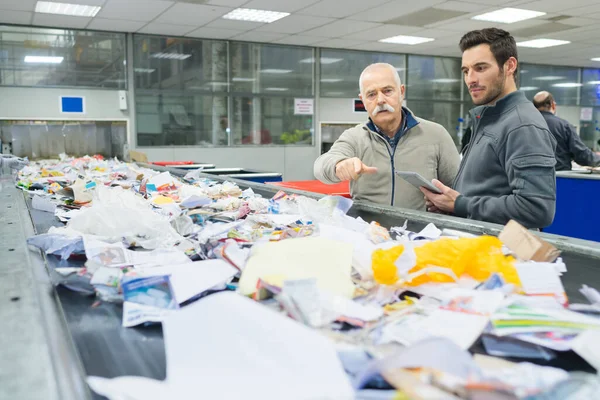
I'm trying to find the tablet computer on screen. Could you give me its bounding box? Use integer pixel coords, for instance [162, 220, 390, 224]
[395, 171, 442, 194]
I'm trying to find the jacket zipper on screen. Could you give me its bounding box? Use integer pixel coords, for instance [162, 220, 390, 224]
[453, 108, 487, 188]
[387, 143, 396, 206]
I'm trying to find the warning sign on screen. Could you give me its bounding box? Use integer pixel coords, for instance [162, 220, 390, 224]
[294, 98, 314, 115]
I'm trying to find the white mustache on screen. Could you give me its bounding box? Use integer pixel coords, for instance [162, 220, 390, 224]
[372, 104, 395, 116]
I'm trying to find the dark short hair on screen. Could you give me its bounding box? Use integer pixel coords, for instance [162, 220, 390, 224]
[459, 28, 518, 78]
[533, 92, 555, 110]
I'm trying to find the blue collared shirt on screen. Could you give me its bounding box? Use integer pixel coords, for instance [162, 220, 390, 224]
[367, 107, 418, 150]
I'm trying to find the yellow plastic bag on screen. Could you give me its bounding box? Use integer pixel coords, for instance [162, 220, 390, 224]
[372, 236, 519, 286]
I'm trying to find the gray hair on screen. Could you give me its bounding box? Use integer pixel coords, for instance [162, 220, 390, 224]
[359, 63, 402, 94]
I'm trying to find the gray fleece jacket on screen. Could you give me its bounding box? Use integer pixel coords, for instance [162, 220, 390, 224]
[454, 91, 557, 229]
[314, 108, 460, 210]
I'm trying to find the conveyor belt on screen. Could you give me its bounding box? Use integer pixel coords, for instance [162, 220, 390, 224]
[16, 165, 600, 397]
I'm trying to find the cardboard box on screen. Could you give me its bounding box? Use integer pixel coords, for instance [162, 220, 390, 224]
[129, 150, 148, 163]
[498, 220, 561, 262]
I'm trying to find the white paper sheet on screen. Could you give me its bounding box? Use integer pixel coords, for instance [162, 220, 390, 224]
[239, 236, 355, 298]
[515, 263, 567, 305]
[180, 195, 211, 209]
[89, 292, 354, 400]
[139, 260, 237, 304]
[32, 195, 57, 213]
[122, 301, 171, 328]
[571, 330, 600, 371]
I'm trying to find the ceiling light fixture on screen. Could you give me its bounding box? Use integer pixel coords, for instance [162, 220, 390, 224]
[35, 1, 101, 17]
[265, 87, 289, 91]
[151, 52, 191, 60]
[517, 39, 570, 48]
[222, 8, 289, 23]
[134, 68, 156, 73]
[260, 69, 292, 74]
[321, 78, 343, 83]
[472, 8, 545, 24]
[533, 76, 565, 81]
[519, 86, 539, 91]
[552, 82, 582, 88]
[587, 80, 600, 84]
[24, 55, 64, 64]
[299, 57, 343, 64]
[430, 78, 460, 83]
[232, 77, 255, 82]
[591, 58, 600, 62]
[379, 35, 434, 45]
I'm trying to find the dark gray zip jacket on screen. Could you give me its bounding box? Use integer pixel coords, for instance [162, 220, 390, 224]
[454, 91, 557, 229]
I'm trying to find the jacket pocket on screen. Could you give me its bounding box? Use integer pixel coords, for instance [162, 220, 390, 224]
[512, 155, 556, 199]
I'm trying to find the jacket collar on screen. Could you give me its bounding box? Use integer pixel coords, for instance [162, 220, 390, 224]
[470, 90, 529, 118]
[366, 106, 419, 134]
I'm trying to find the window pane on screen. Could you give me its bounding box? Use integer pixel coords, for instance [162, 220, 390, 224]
[0, 25, 126, 89]
[320, 49, 405, 98]
[407, 55, 461, 101]
[134, 35, 228, 92]
[229, 43, 313, 95]
[136, 93, 228, 146]
[581, 69, 600, 106]
[231, 96, 313, 145]
[406, 101, 461, 145]
[519, 64, 579, 105]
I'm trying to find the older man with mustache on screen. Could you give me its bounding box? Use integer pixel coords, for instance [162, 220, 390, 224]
[314, 63, 460, 210]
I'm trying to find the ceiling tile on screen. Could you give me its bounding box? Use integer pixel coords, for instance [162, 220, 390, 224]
[186, 26, 243, 39]
[302, 19, 381, 38]
[155, 3, 231, 25]
[230, 30, 289, 42]
[429, 18, 505, 32]
[137, 22, 197, 36]
[87, 18, 147, 32]
[205, 0, 249, 6]
[0, 0, 36, 12]
[254, 14, 334, 34]
[297, 0, 390, 18]
[66, 0, 106, 5]
[204, 18, 264, 30]
[0, 10, 32, 24]
[514, 0, 597, 14]
[347, 0, 447, 23]
[343, 24, 422, 41]
[557, 17, 598, 27]
[242, 0, 320, 13]
[434, 1, 491, 12]
[32, 13, 92, 29]
[272, 35, 326, 46]
[313, 38, 368, 49]
[97, 0, 174, 22]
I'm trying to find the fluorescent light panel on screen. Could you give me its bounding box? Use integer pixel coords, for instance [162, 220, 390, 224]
[430, 78, 459, 83]
[321, 78, 343, 83]
[379, 35, 434, 45]
[533, 76, 565, 81]
[134, 68, 155, 73]
[472, 8, 545, 24]
[517, 39, 570, 48]
[151, 52, 191, 60]
[222, 8, 289, 23]
[24, 55, 63, 64]
[552, 82, 582, 88]
[260, 69, 292, 74]
[519, 86, 539, 91]
[587, 80, 600, 84]
[591, 58, 600, 62]
[265, 87, 288, 91]
[35, 1, 101, 17]
[299, 57, 343, 64]
[232, 77, 255, 82]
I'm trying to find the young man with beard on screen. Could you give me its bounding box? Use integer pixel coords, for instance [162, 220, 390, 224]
[314, 63, 460, 210]
[421, 28, 557, 229]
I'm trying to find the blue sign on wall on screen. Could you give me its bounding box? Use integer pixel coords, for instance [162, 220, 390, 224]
[60, 96, 85, 113]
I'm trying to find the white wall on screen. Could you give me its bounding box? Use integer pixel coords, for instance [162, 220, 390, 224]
[0, 87, 131, 142]
[319, 98, 367, 124]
